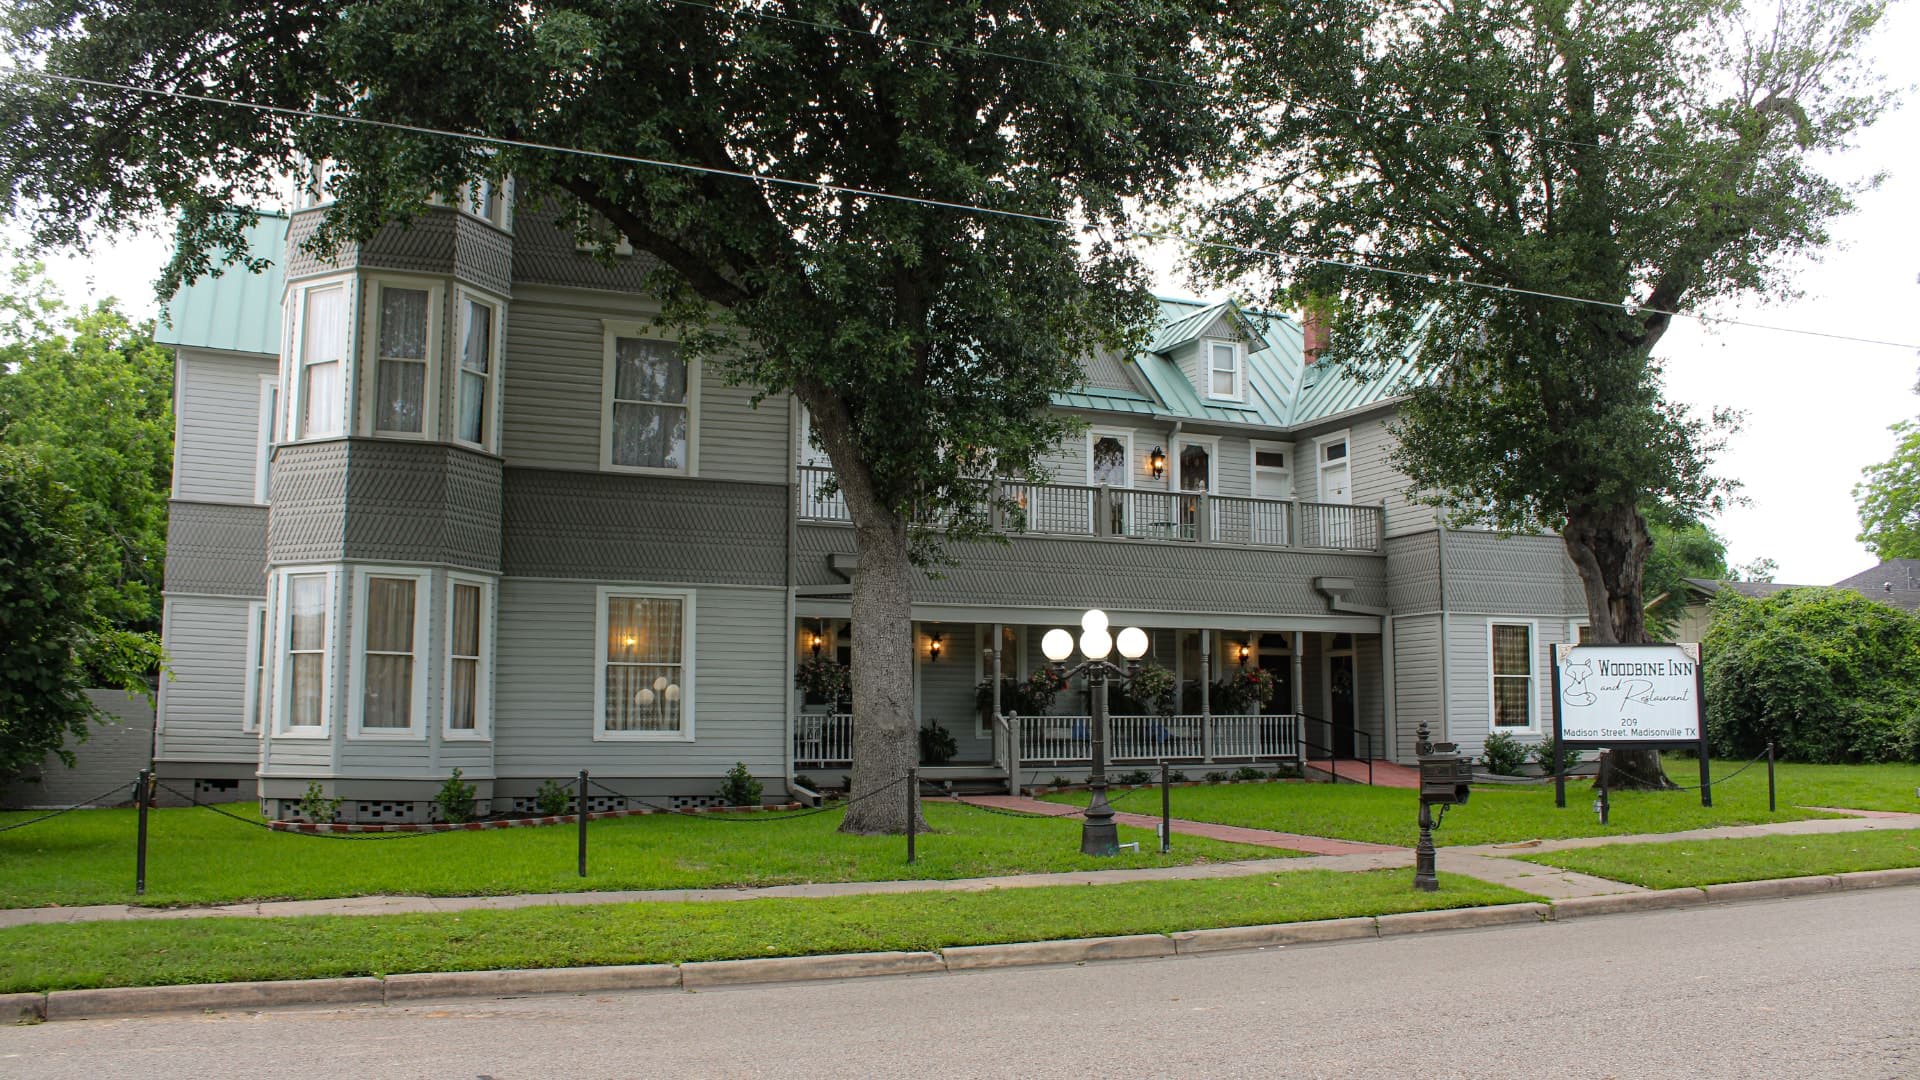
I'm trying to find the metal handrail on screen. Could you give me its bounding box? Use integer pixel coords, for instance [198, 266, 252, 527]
[1296, 711, 1375, 786]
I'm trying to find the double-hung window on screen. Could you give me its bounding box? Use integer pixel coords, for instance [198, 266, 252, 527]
[255, 377, 279, 504]
[373, 284, 432, 435]
[350, 570, 430, 738]
[242, 601, 268, 733]
[1206, 340, 1242, 401]
[604, 332, 694, 473]
[298, 285, 347, 438]
[445, 576, 493, 739]
[279, 572, 333, 735]
[1491, 623, 1535, 729]
[596, 588, 694, 740]
[455, 296, 495, 448]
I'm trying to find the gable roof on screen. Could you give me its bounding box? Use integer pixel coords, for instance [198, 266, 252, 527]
[154, 213, 289, 357]
[1832, 559, 1920, 592]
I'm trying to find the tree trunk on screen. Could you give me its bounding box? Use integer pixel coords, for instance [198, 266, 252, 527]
[1561, 501, 1676, 790]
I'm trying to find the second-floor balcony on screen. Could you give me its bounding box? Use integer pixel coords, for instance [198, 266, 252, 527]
[794, 465, 1382, 553]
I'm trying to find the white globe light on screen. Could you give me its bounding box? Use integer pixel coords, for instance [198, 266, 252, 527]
[635, 688, 656, 707]
[663, 683, 681, 702]
[1116, 626, 1149, 660]
[1041, 627, 1074, 662]
[1079, 628, 1113, 661]
[652, 675, 669, 692]
[1080, 609, 1109, 635]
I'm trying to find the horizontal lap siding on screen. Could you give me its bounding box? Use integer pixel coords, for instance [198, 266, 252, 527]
[157, 597, 259, 764]
[1356, 634, 1384, 750]
[493, 579, 787, 779]
[918, 623, 985, 748]
[1444, 615, 1569, 762]
[1348, 414, 1433, 537]
[1392, 615, 1442, 760]
[501, 296, 788, 484]
[175, 350, 274, 504]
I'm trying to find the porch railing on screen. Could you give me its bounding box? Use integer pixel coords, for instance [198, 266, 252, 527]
[793, 711, 854, 769]
[794, 466, 1381, 552]
[1014, 712, 1304, 766]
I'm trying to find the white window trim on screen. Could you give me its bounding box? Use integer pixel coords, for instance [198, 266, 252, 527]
[1314, 429, 1353, 505]
[1085, 428, 1135, 488]
[462, 177, 513, 232]
[347, 567, 433, 741]
[242, 599, 268, 734]
[284, 275, 356, 444]
[594, 585, 697, 742]
[254, 375, 279, 505]
[1172, 433, 1221, 493]
[443, 573, 496, 741]
[1249, 439, 1295, 502]
[272, 565, 341, 739]
[360, 275, 444, 442]
[600, 321, 700, 476]
[1203, 339, 1244, 402]
[1488, 619, 1540, 733]
[452, 286, 507, 454]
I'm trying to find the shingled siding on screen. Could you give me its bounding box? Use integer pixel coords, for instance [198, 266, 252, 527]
[797, 525, 1385, 618]
[1440, 531, 1586, 616]
[502, 470, 786, 586]
[268, 440, 504, 571]
[491, 579, 787, 780]
[1385, 531, 1441, 614]
[174, 349, 274, 504]
[166, 502, 268, 597]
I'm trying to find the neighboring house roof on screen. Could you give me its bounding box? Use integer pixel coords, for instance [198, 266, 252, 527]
[1832, 559, 1920, 593]
[154, 213, 288, 356]
[1679, 576, 1920, 614]
[1681, 578, 1800, 601]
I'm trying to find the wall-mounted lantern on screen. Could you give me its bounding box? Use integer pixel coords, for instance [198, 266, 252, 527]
[1147, 446, 1167, 480]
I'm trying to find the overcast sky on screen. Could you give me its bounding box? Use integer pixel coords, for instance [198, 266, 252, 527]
[11, 3, 1916, 587]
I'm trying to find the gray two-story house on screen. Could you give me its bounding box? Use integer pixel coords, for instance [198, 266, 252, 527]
[153, 194, 1591, 822]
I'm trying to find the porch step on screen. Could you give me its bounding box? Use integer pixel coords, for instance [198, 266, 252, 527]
[1302, 759, 1417, 788]
[915, 765, 1012, 796]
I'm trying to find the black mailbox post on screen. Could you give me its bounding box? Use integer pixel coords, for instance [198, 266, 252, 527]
[1414, 723, 1469, 891]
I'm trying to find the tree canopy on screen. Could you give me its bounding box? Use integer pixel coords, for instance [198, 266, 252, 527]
[1642, 514, 1732, 637]
[1, 1, 1241, 831]
[1855, 417, 1920, 562]
[1208, 0, 1891, 649]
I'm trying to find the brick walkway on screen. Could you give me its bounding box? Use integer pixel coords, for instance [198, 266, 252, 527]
[1302, 759, 1420, 788]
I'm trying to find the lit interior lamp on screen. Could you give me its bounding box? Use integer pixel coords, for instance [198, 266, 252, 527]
[1147, 446, 1167, 480]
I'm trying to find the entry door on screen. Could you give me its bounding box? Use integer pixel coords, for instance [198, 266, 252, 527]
[1327, 653, 1357, 757]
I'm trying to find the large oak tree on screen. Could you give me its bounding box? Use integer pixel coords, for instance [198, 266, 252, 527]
[1209, 0, 1892, 785]
[2, 2, 1239, 829]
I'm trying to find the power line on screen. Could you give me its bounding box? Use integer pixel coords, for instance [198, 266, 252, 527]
[3, 66, 1915, 353]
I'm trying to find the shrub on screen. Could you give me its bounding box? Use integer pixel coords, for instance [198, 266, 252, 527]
[1232, 765, 1266, 781]
[1479, 732, 1528, 776]
[1204, 770, 1229, 783]
[1116, 769, 1152, 785]
[1270, 764, 1302, 780]
[533, 778, 571, 817]
[792, 774, 816, 791]
[1705, 588, 1920, 763]
[434, 768, 477, 823]
[918, 722, 958, 765]
[298, 781, 341, 824]
[1531, 737, 1582, 775]
[1167, 770, 1190, 783]
[718, 762, 763, 807]
[1048, 774, 1072, 788]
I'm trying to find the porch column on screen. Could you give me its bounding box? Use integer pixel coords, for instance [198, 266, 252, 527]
[1292, 630, 1306, 764]
[991, 623, 1007, 790]
[1200, 631, 1213, 762]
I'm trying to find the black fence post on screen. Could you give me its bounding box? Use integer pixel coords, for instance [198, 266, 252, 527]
[906, 768, 917, 865]
[1767, 742, 1777, 813]
[134, 769, 152, 896]
[1159, 759, 1171, 854]
[576, 770, 589, 878]
[1595, 751, 1611, 826]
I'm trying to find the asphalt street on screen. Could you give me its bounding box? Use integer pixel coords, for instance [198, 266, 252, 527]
[5, 888, 1916, 1079]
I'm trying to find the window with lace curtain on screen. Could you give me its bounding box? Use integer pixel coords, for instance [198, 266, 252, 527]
[1491, 622, 1535, 729]
[602, 328, 697, 474]
[445, 576, 493, 740]
[277, 571, 334, 736]
[349, 570, 430, 738]
[372, 283, 433, 435]
[595, 588, 695, 740]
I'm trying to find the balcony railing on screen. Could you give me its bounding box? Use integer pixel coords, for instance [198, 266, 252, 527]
[794, 466, 1380, 552]
[792, 711, 1302, 769]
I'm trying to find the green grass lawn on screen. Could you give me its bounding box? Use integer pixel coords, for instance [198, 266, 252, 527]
[0, 869, 1532, 993]
[1043, 755, 1907, 846]
[1514, 828, 1920, 889]
[0, 800, 1287, 909]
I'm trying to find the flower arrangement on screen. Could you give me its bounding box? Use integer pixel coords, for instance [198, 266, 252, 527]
[1118, 662, 1178, 718]
[1211, 666, 1277, 714]
[975, 667, 1068, 717]
[794, 654, 851, 704]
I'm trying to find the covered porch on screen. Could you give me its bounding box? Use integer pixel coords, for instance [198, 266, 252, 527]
[790, 609, 1390, 789]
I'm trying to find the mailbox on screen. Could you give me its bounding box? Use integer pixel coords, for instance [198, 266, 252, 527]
[1418, 743, 1472, 806]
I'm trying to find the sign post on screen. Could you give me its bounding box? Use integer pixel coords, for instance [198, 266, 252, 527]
[1552, 642, 1709, 808]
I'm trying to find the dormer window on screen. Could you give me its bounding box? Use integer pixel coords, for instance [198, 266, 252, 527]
[1206, 340, 1243, 401]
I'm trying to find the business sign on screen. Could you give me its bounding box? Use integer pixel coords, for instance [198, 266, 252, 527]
[1553, 642, 1704, 743]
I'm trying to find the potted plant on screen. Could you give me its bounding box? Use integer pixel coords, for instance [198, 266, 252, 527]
[1117, 662, 1177, 717]
[919, 721, 958, 765]
[1210, 666, 1277, 714]
[794, 654, 850, 710]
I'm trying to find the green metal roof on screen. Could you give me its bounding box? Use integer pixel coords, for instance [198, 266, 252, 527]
[155, 214, 288, 356]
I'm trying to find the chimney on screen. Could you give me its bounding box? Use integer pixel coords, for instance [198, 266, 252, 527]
[1301, 308, 1328, 365]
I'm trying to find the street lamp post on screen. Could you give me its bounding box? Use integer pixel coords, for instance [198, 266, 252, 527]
[1043, 610, 1151, 857]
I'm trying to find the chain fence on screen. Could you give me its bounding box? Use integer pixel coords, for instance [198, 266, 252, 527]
[0, 780, 138, 834]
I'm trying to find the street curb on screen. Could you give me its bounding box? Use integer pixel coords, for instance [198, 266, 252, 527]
[384, 964, 679, 1001]
[1375, 902, 1551, 936]
[1547, 888, 1710, 919]
[681, 951, 944, 988]
[16, 876, 1918, 1021]
[4, 991, 47, 1023]
[1170, 917, 1377, 954]
[942, 934, 1174, 970]
[43, 976, 385, 1020]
